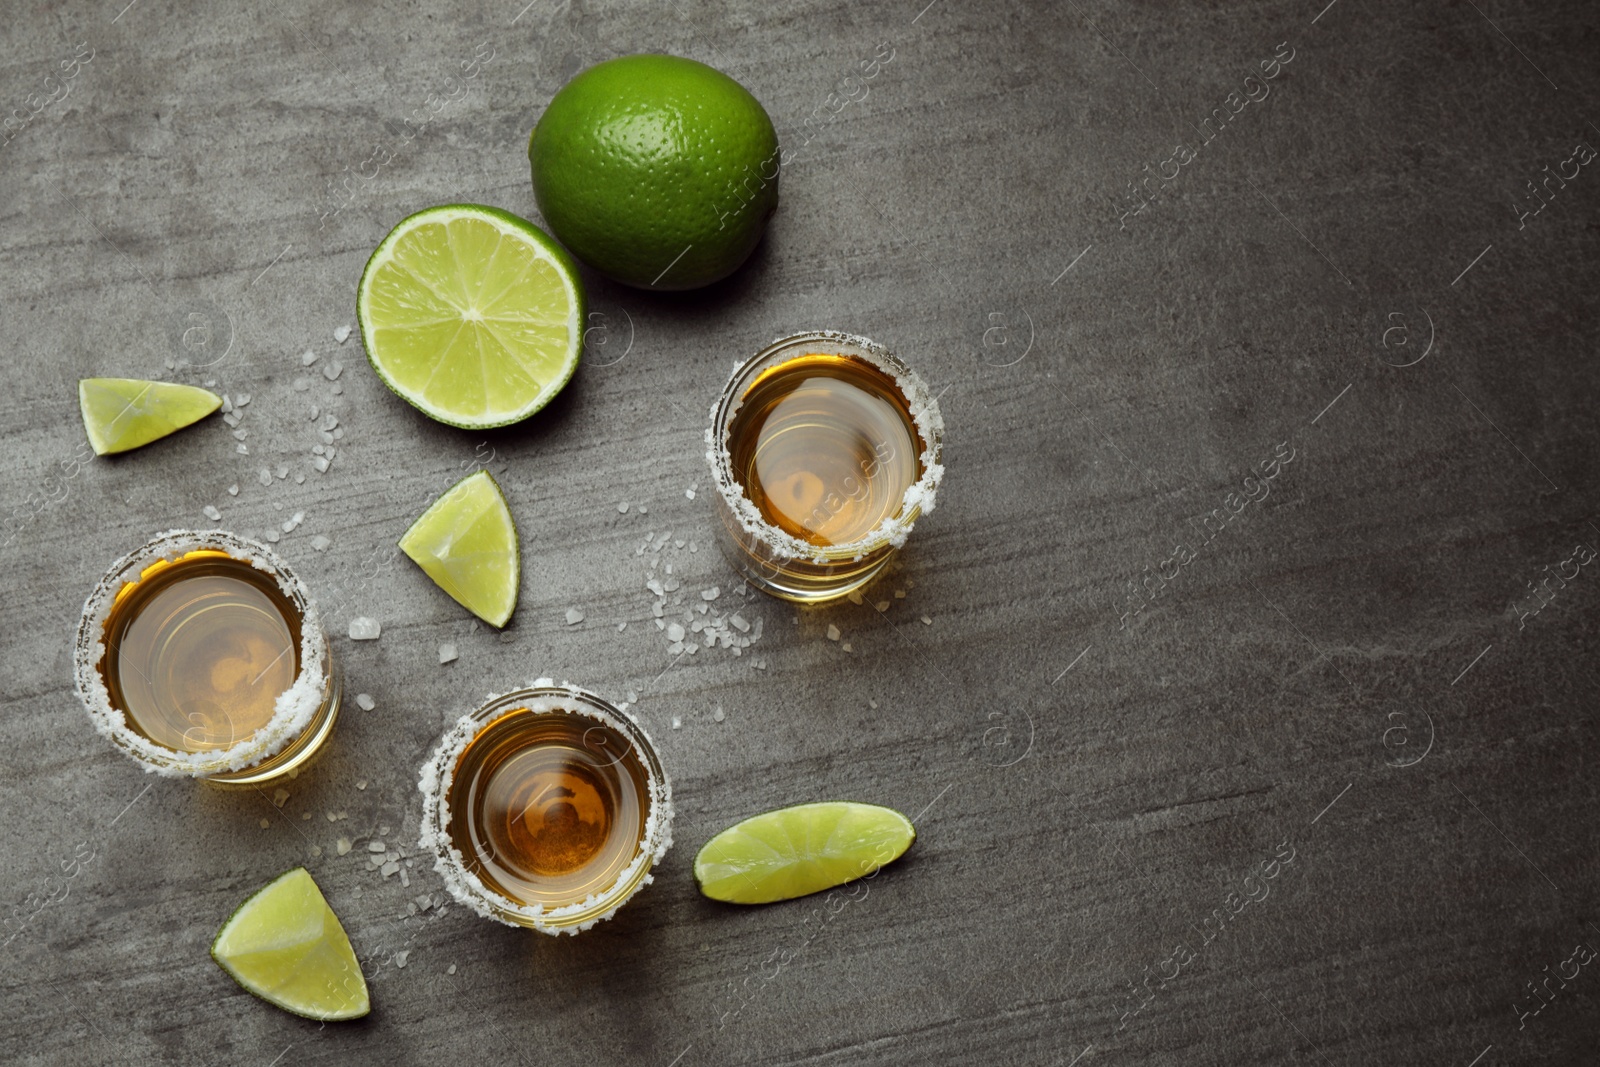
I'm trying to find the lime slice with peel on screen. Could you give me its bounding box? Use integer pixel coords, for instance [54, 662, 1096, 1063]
[78, 378, 220, 455]
[694, 801, 916, 904]
[357, 204, 584, 429]
[399, 470, 519, 627]
[211, 868, 369, 1021]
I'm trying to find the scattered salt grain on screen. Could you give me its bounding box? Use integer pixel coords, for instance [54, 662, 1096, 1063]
[565, 608, 584, 626]
[876, 600, 890, 612]
[294, 472, 305, 484]
[355, 693, 375, 711]
[311, 535, 331, 551]
[382, 861, 399, 878]
[356, 781, 367, 791]
[236, 444, 249, 454]
[447, 964, 457, 975]
[671, 716, 682, 729]
[266, 531, 280, 543]
[394, 950, 409, 968]
[921, 615, 933, 625]
[349, 617, 381, 640]
[235, 393, 251, 407]
[258, 469, 272, 487]
[439, 643, 458, 664]
[313, 455, 330, 473]
[870, 699, 878, 709]
[826, 624, 841, 641]
[666, 623, 685, 642]
[847, 589, 864, 606]
[301, 349, 318, 366]
[227, 484, 238, 496]
[685, 487, 695, 499]
[616, 621, 626, 631]
[842, 642, 852, 653]
[701, 587, 720, 601]
[618, 502, 629, 513]
[203, 505, 221, 521]
[336, 837, 352, 856]
[895, 589, 906, 599]
[310, 844, 322, 857]
[259, 818, 271, 829]
[638, 504, 648, 514]
[334, 325, 351, 343]
[368, 841, 386, 853]
[322, 361, 343, 381]
[380, 825, 390, 835]
[273, 788, 289, 807]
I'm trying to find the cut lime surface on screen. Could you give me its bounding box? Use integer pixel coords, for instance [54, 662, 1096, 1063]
[211, 867, 369, 1021]
[399, 470, 519, 627]
[357, 204, 584, 429]
[78, 378, 220, 455]
[694, 801, 915, 904]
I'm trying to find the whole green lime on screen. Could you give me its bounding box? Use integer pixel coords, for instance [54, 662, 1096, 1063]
[528, 54, 780, 291]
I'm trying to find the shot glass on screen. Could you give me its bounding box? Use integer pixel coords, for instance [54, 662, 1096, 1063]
[419, 683, 673, 934]
[706, 330, 944, 603]
[73, 529, 340, 785]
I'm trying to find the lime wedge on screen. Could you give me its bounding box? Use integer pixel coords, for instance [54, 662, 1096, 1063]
[399, 470, 519, 627]
[211, 868, 369, 1021]
[694, 801, 916, 904]
[78, 378, 220, 455]
[357, 204, 585, 429]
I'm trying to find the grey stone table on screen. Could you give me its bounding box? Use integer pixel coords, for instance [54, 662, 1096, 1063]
[3, 0, 1598, 1063]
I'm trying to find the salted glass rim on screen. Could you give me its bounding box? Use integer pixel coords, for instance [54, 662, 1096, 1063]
[704, 329, 945, 564]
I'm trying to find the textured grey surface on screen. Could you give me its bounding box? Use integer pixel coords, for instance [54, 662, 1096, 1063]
[3, 0, 1599, 1064]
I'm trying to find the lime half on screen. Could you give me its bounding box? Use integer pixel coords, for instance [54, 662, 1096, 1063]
[399, 470, 519, 627]
[78, 378, 220, 455]
[357, 204, 584, 429]
[694, 801, 916, 904]
[211, 868, 369, 1021]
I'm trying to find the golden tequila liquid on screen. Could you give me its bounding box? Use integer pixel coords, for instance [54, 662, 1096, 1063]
[76, 533, 339, 784]
[710, 332, 943, 602]
[449, 708, 648, 910]
[421, 686, 671, 933]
